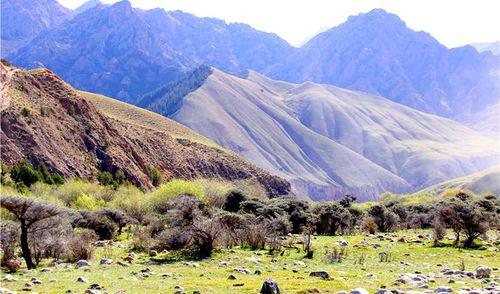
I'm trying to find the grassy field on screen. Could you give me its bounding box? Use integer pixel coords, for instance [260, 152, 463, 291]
[2, 231, 498, 293]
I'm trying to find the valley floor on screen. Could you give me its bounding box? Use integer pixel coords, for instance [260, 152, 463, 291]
[2, 231, 498, 293]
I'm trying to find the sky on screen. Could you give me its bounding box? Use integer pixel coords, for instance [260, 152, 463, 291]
[59, 0, 500, 48]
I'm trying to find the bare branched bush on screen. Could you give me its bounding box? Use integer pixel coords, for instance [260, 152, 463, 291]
[363, 217, 378, 234]
[325, 245, 348, 263]
[1, 220, 20, 272]
[65, 229, 97, 262]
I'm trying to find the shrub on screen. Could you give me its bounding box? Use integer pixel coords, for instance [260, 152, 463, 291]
[433, 216, 446, 245]
[367, 205, 399, 232]
[1, 220, 20, 272]
[10, 163, 43, 187]
[265, 217, 291, 236]
[223, 190, 247, 212]
[66, 230, 97, 261]
[131, 228, 154, 253]
[73, 210, 117, 240]
[312, 202, 351, 235]
[363, 217, 378, 234]
[53, 179, 114, 207]
[151, 180, 205, 214]
[244, 223, 267, 250]
[72, 193, 104, 211]
[110, 186, 150, 223]
[148, 166, 163, 187]
[197, 179, 234, 208]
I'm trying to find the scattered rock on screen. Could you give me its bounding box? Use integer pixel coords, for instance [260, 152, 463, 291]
[260, 279, 280, 294]
[94, 241, 106, 247]
[174, 285, 184, 294]
[476, 265, 491, 278]
[3, 274, 13, 282]
[254, 269, 262, 275]
[100, 258, 113, 265]
[123, 253, 136, 263]
[31, 278, 42, 285]
[76, 260, 92, 267]
[77, 277, 89, 283]
[228, 274, 237, 280]
[149, 250, 158, 257]
[233, 268, 251, 274]
[434, 286, 453, 293]
[49, 278, 57, 283]
[309, 271, 330, 280]
[350, 288, 369, 294]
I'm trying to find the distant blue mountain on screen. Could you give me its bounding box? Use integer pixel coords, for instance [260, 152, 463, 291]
[5, 3, 499, 120]
[268, 9, 500, 119]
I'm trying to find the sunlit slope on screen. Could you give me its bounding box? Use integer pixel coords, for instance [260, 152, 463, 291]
[247, 71, 498, 189]
[171, 69, 411, 201]
[82, 91, 220, 149]
[417, 165, 500, 196]
[164, 68, 498, 200]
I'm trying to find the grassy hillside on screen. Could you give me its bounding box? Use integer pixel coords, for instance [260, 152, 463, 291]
[82, 90, 220, 149]
[416, 166, 500, 196]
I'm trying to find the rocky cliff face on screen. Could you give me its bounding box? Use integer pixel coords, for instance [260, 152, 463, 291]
[0, 63, 290, 197]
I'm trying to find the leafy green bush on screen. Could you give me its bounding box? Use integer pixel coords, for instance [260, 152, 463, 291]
[72, 194, 105, 211]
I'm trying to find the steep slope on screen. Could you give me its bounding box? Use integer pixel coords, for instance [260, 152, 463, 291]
[0, 0, 74, 56]
[141, 68, 498, 201]
[9, 0, 293, 101]
[0, 63, 290, 197]
[417, 166, 500, 196]
[267, 9, 500, 120]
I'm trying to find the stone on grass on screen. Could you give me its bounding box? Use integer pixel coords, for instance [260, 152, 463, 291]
[77, 277, 89, 283]
[228, 274, 237, 280]
[149, 250, 158, 257]
[476, 265, 491, 278]
[31, 278, 42, 285]
[350, 289, 369, 294]
[3, 274, 13, 281]
[434, 286, 453, 293]
[233, 268, 251, 274]
[76, 260, 92, 267]
[100, 258, 113, 265]
[254, 269, 262, 275]
[260, 279, 280, 294]
[309, 271, 330, 280]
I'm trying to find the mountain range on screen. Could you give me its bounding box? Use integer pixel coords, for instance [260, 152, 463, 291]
[139, 67, 498, 201]
[4, 1, 499, 128]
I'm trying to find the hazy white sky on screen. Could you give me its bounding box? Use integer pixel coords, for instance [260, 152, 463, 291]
[59, 0, 500, 48]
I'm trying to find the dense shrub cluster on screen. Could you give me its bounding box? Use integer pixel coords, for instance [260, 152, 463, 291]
[0, 173, 498, 271]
